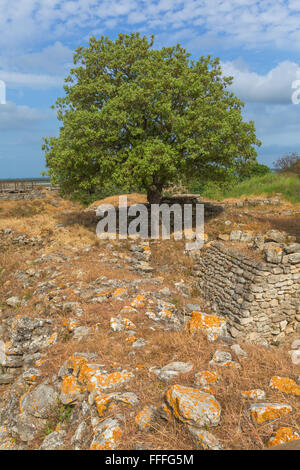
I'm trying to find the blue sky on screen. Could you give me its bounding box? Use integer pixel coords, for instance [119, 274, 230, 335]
[1, 0, 300, 178]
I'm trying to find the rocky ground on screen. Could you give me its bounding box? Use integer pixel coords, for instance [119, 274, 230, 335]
[0, 191, 299, 450]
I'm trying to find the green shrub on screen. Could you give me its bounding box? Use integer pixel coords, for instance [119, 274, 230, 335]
[202, 173, 300, 202]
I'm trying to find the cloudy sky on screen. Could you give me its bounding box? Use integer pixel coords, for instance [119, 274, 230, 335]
[1, 0, 300, 178]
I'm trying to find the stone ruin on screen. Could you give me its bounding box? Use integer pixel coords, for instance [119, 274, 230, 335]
[192, 230, 300, 345]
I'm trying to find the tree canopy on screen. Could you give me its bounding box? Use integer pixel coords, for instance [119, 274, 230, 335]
[43, 32, 261, 203]
[273, 152, 300, 177]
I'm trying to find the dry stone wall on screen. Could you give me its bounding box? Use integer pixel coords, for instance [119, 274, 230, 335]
[0, 191, 47, 201]
[192, 241, 300, 345]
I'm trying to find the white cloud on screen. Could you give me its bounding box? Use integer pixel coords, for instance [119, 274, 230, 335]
[1, 1, 300, 52]
[221, 60, 300, 104]
[0, 101, 51, 129]
[244, 101, 300, 146]
[14, 42, 73, 75]
[0, 70, 63, 90]
[0, 42, 73, 89]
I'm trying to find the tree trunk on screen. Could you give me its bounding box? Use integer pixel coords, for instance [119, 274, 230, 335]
[147, 186, 162, 204]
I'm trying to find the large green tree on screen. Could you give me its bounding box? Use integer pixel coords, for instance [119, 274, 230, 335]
[43, 33, 261, 203]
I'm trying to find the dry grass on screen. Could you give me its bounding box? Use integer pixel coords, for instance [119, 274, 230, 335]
[87, 193, 147, 210]
[0, 192, 299, 450]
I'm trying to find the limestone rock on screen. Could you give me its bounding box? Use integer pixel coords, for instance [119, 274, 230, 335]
[15, 412, 47, 442]
[247, 403, 292, 424]
[39, 430, 66, 450]
[6, 297, 20, 307]
[267, 427, 300, 448]
[241, 389, 266, 400]
[20, 384, 58, 418]
[93, 392, 139, 417]
[188, 426, 223, 450]
[135, 405, 157, 431]
[60, 376, 85, 405]
[165, 384, 221, 428]
[188, 311, 227, 341]
[150, 362, 193, 382]
[209, 350, 240, 368]
[194, 370, 219, 388]
[269, 376, 300, 396]
[90, 418, 123, 450]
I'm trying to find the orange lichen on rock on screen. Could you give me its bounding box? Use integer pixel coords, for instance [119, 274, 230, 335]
[125, 336, 136, 344]
[269, 376, 300, 397]
[241, 389, 265, 400]
[94, 392, 138, 417]
[188, 426, 223, 450]
[165, 384, 221, 428]
[112, 288, 127, 298]
[194, 370, 219, 388]
[78, 365, 134, 393]
[63, 318, 79, 332]
[90, 418, 123, 450]
[94, 394, 116, 417]
[122, 318, 136, 330]
[60, 376, 84, 405]
[96, 291, 109, 297]
[201, 385, 215, 395]
[130, 295, 146, 308]
[187, 311, 226, 339]
[135, 405, 157, 431]
[248, 403, 293, 424]
[44, 332, 58, 346]
[65, 355, 88, 377]
[267, 427, 300, 448]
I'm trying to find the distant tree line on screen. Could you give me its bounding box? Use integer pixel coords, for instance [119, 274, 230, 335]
[273, 152, 300, 177]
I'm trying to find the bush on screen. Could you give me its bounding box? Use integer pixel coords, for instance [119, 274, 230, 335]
[242, 163, 270, 179]
[214, 173, 300, 202]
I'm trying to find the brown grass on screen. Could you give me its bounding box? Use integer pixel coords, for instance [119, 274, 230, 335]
[0, 192, 299, 450]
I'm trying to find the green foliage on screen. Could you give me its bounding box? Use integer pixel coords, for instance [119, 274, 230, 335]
[238, 162, 270, 180]
[199, 173, 300, 202]
[43, 33, 261, 203]
[43, 403, 73, 438]
[69, 181, 142, 206]
[57, 403, 73, 424]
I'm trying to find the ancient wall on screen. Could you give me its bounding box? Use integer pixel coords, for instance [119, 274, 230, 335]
[0, 192, 47, 201]
[192, 241, 300, 344]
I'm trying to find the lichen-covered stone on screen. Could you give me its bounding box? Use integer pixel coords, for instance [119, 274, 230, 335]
[188, 311, 227, 341]
[39, 430, 66, 450]
[269, 376, 300, 397]
[188, 426, 223, 450]
[209, 350, 240, 368]
[90, 418, 122, 450]
[165, 384, 221, 428]
[94, 392, 138, 417]
[150, 362, 193, 382]
[110, 315, 136, 332]
[135, 405, 157, 431]
[78, 364, 134, 394]
[20, 384, 58, 418]
[267, 427, 300, 448]
[194, 371, 219, 388]
[241, 389, 266, 400]
[60, 376, 85, 405]
[247, 403, 292, 424]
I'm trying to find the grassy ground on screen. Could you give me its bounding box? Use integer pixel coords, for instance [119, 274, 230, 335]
[199, 174, 300, 203]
